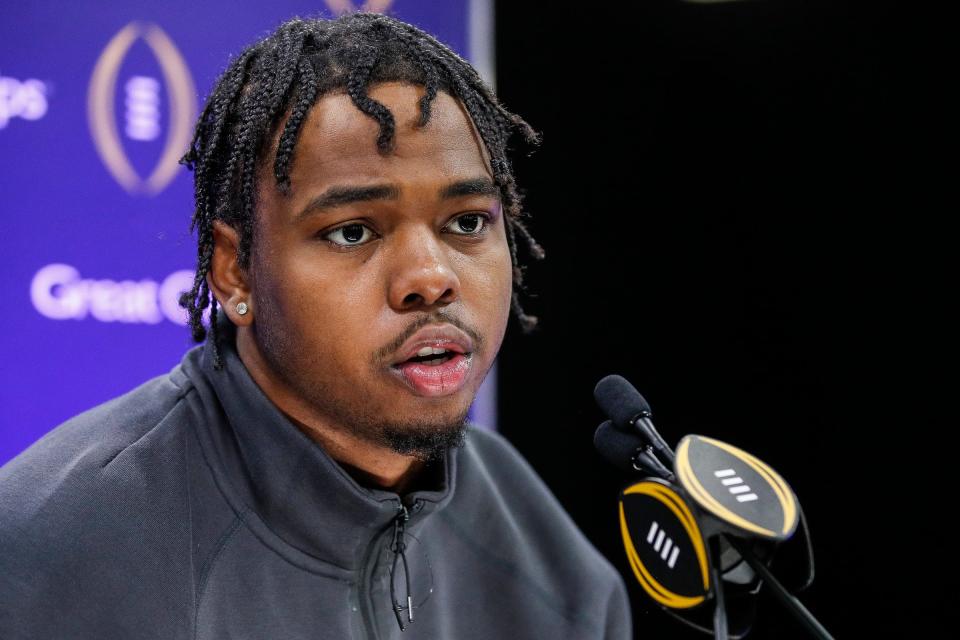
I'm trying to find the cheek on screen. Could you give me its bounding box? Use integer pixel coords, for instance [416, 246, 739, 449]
[253, 247, 380, 355]
[459, 236, 514, 328]
[490, 228, 516, 312]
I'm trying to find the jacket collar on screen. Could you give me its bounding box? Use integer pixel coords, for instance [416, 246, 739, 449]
[185, 320, 458, 569]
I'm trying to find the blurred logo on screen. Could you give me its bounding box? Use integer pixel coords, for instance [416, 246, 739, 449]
[324, 0, 393, 14]
[30, 263, 193, 325]
[0, 76, 48, 129]
[88, 22, 197, 195]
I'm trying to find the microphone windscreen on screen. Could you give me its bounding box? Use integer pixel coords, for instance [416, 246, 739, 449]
[593, 420, 645, 473]
[594, 374, 651, 428]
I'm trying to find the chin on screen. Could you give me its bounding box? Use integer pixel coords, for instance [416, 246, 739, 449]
[377, 412, 470, 461]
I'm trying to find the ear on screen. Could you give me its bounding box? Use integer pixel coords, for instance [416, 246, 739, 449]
[208, 220, 254, 327]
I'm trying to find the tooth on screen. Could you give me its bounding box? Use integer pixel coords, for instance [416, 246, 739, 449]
[416, 346, 449, 357]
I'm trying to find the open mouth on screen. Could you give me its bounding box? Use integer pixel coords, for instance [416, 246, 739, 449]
[388, 324, 477, 397]
[391, 348, 473, 397]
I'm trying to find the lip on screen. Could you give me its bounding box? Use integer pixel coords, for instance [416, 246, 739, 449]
[390, 325, 475, 366]
[388, 325, 475, 397]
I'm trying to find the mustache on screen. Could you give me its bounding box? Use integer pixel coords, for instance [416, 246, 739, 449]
[374, 312, 484, 364]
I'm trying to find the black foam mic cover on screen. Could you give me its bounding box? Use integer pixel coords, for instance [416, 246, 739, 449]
[595, 375, 675, 463]
[594, 420, 674, 479]
[593, 420, 644, 474]
[594, 374, 652, 428]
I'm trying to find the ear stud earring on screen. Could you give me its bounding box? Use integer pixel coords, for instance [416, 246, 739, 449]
[236, 302, 249, 316]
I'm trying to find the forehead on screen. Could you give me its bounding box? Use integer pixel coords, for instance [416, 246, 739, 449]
[274, 82, 493, 192]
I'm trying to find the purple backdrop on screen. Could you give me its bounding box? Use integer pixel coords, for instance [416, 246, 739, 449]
[1, 0, 496, 466]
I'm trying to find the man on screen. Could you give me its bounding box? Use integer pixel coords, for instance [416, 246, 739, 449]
[0, 13, 631, 639]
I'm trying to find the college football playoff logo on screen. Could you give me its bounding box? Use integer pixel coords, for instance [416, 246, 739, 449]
[87, 22, 196, 195]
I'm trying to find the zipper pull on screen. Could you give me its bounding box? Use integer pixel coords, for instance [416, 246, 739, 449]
[390, 503, 414, 631]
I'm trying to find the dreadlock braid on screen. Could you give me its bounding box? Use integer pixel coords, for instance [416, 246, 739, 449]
[385, 26, 440, 128]
[265, 23, 308, 114]
[274, 57, 320, 194]
[179, 48, 259, 343]
[179, 12, 544, 368]
[346, 45, 396, 152]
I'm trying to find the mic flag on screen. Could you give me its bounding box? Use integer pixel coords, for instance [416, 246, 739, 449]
[618, 478, 761, 638]
[674, 435, 799, 542]
[619, 478, 711, 609]
[609, 435, 820, 638]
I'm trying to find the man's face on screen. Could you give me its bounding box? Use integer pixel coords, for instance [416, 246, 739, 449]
[246, 82, 512, 457]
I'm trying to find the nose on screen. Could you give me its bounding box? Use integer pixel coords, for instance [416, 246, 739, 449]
[387, 224, 461, 312]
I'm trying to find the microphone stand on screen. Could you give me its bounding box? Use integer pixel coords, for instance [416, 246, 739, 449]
[708, 537, 730, 640]
[633, 433, 832, 640]
[724, 536, 834, 640]
[593, 376, 834, 639]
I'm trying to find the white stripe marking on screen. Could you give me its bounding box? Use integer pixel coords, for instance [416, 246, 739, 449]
[721, 477, 744, 486]
[654, 530, 665, 552]
[737, 493, 759, 503]
[728, 485, 752, 494]
[714, 469, 737, 478]
[661, 538, 673, 560]
[668, 546, 680, 568]
[647, 521, 659, 544]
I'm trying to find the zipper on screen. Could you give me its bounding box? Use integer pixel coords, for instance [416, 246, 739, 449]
[390, 502, 414, 632]
[357, 499, 422, 638]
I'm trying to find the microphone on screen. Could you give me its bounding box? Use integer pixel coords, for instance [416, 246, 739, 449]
[592, 374, 832, 640]
[593, 420, 675, 480]
[594, 375, 675, 464]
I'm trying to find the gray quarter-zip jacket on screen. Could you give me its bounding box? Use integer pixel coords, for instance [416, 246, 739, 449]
[0, 327, 631, 639]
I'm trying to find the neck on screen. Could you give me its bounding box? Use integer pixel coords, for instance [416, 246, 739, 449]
[236, 326, 425, 494]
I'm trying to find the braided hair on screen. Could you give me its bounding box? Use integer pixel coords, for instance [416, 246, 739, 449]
[179, 13, 543, 368]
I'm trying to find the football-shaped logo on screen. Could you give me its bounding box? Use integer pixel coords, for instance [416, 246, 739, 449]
[87, 22, 196, 195]
[619, 479, 710, 609]
[675, 435, 799, 541]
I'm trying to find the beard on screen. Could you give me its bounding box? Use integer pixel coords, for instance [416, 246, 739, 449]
[282, 383, 470, 461]
[374, 412, 469, 461]
[250, 297, 473, 462]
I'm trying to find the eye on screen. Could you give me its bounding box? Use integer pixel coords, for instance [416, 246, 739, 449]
[323, 222, 375, 247]
[445, 213, 488, 236]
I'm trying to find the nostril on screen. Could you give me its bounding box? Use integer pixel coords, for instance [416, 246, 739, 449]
[401, 288, 455, 308]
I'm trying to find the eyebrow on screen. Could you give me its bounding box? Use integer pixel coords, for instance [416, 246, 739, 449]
[439, 177, 500, 200]
[295, 184, 399, 221]
[295, 177, 499, 222]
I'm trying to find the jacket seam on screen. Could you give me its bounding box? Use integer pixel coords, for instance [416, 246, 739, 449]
[99, 378, 194, 470]
[185, 386, 357, 579]
[192, 510, 248, 640]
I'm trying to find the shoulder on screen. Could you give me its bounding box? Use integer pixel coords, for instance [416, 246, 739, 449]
[458, 427, 613, 574]
[0, 359, 204, 631]
[0, 359, 200, 555]
[451, 427, 630, 630]
[1, 363, 195, 494]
